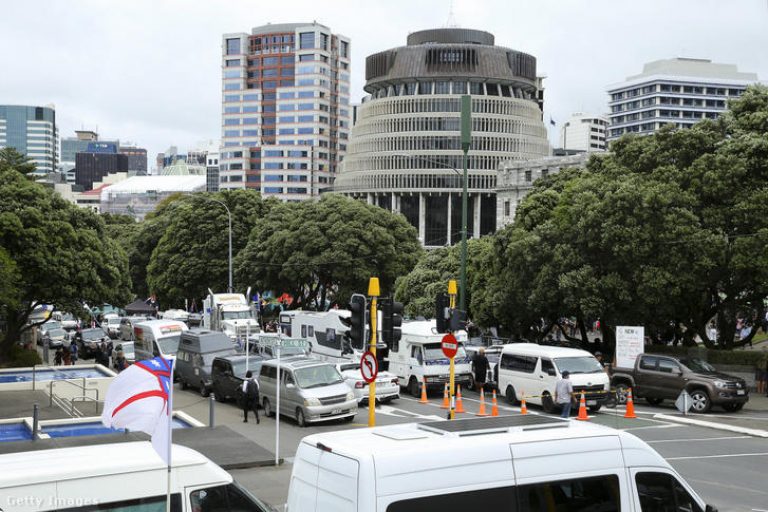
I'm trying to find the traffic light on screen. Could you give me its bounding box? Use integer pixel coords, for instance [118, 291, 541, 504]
[435, 292, 450, 333]
[381, 298, 404, 347]
[347, 293, 367, 350]
[449, 308, 468, 332]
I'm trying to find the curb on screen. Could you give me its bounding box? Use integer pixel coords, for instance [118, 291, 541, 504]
[653, 414, 768, 438]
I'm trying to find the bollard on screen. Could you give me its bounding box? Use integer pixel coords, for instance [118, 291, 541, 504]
[32, 365, 36, 391]
[209, 394, 215, 428]
[32, 403, 39, 441]
[43, 342, 50, 365]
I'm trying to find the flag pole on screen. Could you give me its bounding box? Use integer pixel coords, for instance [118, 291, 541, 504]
[166, 356, 174, 512]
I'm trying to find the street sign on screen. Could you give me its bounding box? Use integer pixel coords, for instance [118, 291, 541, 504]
[360, 350, 378, 384]
[675, 389, 693, 415]
[441, 333, 458, 359]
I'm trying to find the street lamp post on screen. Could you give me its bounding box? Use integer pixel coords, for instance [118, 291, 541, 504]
[209, 199, 233, 293]
[459, 95, 471, 312]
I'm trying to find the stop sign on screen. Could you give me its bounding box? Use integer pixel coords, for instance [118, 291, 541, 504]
[441, 333, 458, 358]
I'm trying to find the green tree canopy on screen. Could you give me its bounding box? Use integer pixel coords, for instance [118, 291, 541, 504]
[146, 190, 276, 307]
[0, 166, 131, 358]
[0, 147, 36, 177]
[236, 194, 423, 309]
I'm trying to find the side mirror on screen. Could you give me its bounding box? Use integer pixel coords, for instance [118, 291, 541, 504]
[285, 383, 295, 389]
[705, 505, 718, 512]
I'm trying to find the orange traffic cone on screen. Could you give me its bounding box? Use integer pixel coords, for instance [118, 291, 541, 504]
[455, 385, 466, 413]
[419, 377, 429, 404]
[491, 389, 499, 417]
[475, 389, 489, 416]
[576, 391, 589, 420]
[624, 387, 638, 419]
[520, 392, 528, 415]
[440, 383, 450, 409]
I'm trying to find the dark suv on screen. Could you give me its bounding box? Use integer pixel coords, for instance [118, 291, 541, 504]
[211, 354, 268, 403]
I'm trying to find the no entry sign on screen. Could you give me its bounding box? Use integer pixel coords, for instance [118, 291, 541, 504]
[360, 350, 378, 383]
[441, 333, 458, 358]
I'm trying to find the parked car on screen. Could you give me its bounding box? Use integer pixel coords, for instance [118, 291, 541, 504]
[611, 354, 749, 413]
[258, 357, 357, 427]
[42, 328, 68, 349]
[104, 315, 122, 339]
[78, 327, 111, 358]
[38, 321, 63, 343]
[175, 330, 237, 397]
[119, 316, 152, 341]
[337, 362, 400, 405]
[211, 354, 268, 403]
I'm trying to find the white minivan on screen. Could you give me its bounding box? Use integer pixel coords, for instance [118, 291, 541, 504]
[287, 415, 716, 512]
[387, 320, 472, 397]
[0, 441, 274, 511]
[497, 343, 610, 413]
[133, 319, 188, 362]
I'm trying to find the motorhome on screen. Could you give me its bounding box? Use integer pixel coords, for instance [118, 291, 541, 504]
[387, 320, 472, 397]
[175, 330, 238, 396]
[286, 415, 716, 512]
[0, 442, 273, 512]
[202, 289, 260, 341]
[133, 319, 188, 362]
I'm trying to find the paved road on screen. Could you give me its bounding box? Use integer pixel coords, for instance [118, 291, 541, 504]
[174, 384, 768, 511]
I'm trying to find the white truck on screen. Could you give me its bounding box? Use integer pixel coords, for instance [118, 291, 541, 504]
[202, 288, 260, 342]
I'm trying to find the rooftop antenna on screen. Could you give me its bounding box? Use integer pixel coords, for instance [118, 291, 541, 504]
[446, 0, 459, 28]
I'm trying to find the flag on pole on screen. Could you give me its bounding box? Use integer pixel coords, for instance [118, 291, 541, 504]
[101, 356, 174, 465]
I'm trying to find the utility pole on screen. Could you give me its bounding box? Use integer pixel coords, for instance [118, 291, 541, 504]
[459, 95, 471, 311]
[368, 277, 380, 428]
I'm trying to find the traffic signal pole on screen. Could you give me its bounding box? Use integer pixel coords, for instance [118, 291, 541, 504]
[448, 279, 457, 420]
[368, 277, 380, 428]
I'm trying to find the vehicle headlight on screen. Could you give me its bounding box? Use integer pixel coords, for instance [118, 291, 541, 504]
[713, 380, 727, 389]
[304, 397, 321, 407]
[346, 391, 355, 401]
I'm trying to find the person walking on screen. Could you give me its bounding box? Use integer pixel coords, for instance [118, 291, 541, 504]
[555, 370, 574, 418]
[242, 370, 260, 424]
[69, 341, 78, 365]
[472, 348, 490, 392]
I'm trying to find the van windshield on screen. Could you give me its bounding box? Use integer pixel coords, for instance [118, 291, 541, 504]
[294, 365, 344, 388]
[423, 342, 467, 360]
[158, 335, 181, 354]
[223, 311, 253, 320]
[554, 356, 604, 374]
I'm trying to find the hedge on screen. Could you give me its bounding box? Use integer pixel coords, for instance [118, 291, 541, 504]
[646, 345, 768, 367]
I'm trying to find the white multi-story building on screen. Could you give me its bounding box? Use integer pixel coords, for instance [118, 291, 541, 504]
[219, 22, 351, 200]
[559, 113, 608, 152]
[0, 104, 58, 176]
[607, 58, 759, 143]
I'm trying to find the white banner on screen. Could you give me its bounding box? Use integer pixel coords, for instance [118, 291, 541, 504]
[615, 326, 644, 369]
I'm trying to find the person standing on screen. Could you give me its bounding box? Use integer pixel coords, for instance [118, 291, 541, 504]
[554, 370, 574, 418]
[242, 370, 260, 424]
[69, 341, 78, 365]
[472, 348, 490, 392]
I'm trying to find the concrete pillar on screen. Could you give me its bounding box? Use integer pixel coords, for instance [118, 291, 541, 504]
[446, 193, 452, 246]
[473, 194, 481, 238]
[392, 192, 397, 213]
[418, 193, 426, 245]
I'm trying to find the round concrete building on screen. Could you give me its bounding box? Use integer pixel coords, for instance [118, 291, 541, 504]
[334, 28, 549, 246]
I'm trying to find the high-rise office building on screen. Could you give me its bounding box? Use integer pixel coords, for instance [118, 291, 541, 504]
[334, 28, 549, 246]
[558, 113, 608, 153]
[60, 130, 121, 182]
[75, 152, 129, 191]
[0, 104, 58, 176]
[119, 146, 148, 175]
[219, 22, 351, 199]
[607, 58, 759, 143]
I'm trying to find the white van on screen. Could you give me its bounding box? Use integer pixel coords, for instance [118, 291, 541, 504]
[0, 441, 274, 512]
[498, 343, 610, 413]
[133, 319, 189, 362]
[287, 415, 715, 512]
[387, 320, 472, 397]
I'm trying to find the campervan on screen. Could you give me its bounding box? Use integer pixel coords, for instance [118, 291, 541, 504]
[387, 320, 472, 397]
[133, 319, 188, 362]
[175, 330, 238, 396]
[0, 442, 274, 512]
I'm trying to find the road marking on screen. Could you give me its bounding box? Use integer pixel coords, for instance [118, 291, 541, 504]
[399, 395, 522, 413]
[648, 435, 751, 443]
[666, 452, 768, 461]
[376, 403, 444, 421]
[654, 413, 768, 438]
[622, 424, 682, 431]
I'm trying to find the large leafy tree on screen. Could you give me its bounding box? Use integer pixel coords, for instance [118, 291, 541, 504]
[146, 190, 276, 307]
[236, 194, 423, 309]
[0, 166, 131, 359]
[0, 147, 36, 177]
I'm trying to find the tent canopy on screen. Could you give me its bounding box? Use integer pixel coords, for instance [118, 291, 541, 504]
[124, 299, 157, 315]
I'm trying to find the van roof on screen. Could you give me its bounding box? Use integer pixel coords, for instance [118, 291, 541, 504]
[135, 319, 188, 329]
[262, 356, 328, 369]
[401, 320, 467, 341]
[299, 415, 666, 470]
[0, 442, 219, 489]
[501, 343, 594, 358]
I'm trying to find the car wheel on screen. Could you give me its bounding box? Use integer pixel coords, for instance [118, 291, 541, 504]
[542, 393, 557, 414]
[409, 377, 420, 398]
[263, 398, 273, 418]
[296, 408, 307, 428]
[505, 385, 519, 405]
[200, 383, 210, 398]
[589, 405, 602, 413]
[646, 397, 664, 406]
[722, 402, 744, 413]
[614, 383, 630, 405]
[689, 389, 711, 413]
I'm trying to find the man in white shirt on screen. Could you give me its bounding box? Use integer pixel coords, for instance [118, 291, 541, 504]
[242, 370, 260, 424]
[554, 370, 574, 418]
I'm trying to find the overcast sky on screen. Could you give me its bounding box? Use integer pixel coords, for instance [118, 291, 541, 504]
[2, 0, 767, 168]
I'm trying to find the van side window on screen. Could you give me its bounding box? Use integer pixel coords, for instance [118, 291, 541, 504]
[387, 485, 515, 512]
[657, 359, 679, 374]
[636, 472, 703, 512]
[501, 354, 537, 373]
[301, 325, 307, 337]
[284, 372, 294, 386]
[190, 484, 268, 512]
[541, 359, 556, 376]
[58, 493, 181, 512]
[411, 346, 423, 364]
[639, 356, 658, 371]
